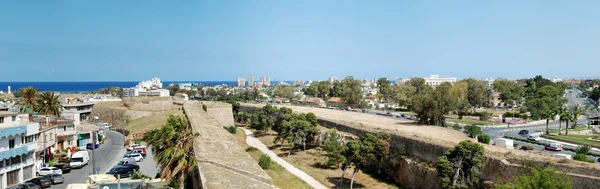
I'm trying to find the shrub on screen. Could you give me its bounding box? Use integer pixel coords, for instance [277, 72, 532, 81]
[258, 154, 272, 169]
[573, 153, 589, 162]
[452, 124, 461, 131]
[465, 125, 482, 138]
[575, 145, 591, 155]
[513, 143, 519, 148]
[224, 126, 237, 134]
[521, 144, 534, 151]
[246, 147, 258, 152]
[477, 134, 490, 144]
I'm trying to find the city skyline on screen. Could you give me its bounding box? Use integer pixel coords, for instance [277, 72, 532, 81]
[2, 1, 600, 81]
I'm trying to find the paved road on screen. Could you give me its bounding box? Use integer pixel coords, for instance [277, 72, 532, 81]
[47, 130, 126, 188]
[137, 146, 159, 178]
[239, 127, 328, 189]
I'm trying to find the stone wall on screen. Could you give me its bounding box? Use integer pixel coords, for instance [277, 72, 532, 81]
[185, 102, 275, 189]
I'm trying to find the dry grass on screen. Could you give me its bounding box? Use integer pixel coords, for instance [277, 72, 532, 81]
[233, 129, 312, 189]
[249, 128, 400, 189]
[124, 107, 184, 134]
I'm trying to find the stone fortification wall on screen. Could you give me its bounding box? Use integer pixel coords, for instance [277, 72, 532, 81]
[240, 104, 600, 189]
[184, 102, 275, 189]
[122, 97, 173, 111]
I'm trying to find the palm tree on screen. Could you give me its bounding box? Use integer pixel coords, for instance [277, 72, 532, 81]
[21, 87, 38, 111]
[570, 104, 587, 129]
[144, 115, 198, 189]
[557, 106, 568, 132]
[564, 112, 574, 135]
[542, 109, 556, 135]
[35, 91, 61, 116]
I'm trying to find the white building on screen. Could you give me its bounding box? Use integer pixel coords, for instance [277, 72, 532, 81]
[0, 112, 39, 188]
[136, 77, 163, 89]
[424, 75, 457, 86]
[329, 76, 338, 84]
[552, 76, 563, 83]
[237, 77, 245, 87]
[123, 88, 170, 97]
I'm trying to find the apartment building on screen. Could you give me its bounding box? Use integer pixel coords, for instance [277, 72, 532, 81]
[237, 77, 245, 87]
[248, 75, 254, 87]
[0, 112, 39, 188]
[62, 101, 94, 126]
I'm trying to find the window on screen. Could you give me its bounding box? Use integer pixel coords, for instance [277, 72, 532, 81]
[9, 139, 15, 149]
[0, 117, 4, 123]
[23, 135, 35, 143]
[12, 116, 16, 121]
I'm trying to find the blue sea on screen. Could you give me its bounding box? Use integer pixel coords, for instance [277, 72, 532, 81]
[0, 81, 243, 93]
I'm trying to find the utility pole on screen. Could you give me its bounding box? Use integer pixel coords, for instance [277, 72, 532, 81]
[92, 131, 97, 174]
[42, 129, 46, 166]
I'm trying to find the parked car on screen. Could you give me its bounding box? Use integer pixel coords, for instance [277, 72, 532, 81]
[86, 143, 99, 149]
[7, 184, 29, 189]
[113, 163, 140, 172]
[28, 177, 52, 188]
[23, 182, 41, 189]
[119, 158, 139, 166]
[127, 144, 140, 151]
[54, 163, 72, 173]
[123, 153, 144, 162]
[43, 174, 64, 184]
[106, 165, 138, 178]
[545, 143, 563, 151]
[129, 149, 146, 158]
[518, 130, 529, 135]
[38, 167, 62, 176]
[527, 135, 542, 141]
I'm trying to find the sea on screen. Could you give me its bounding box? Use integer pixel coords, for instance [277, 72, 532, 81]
[0, 81, 243, 93]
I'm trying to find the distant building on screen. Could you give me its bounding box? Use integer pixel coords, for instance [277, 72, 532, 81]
[248, 75, 254, 87]
[424, 75, 457, 86]
[259, 76, 271, 86]
[137, 77, 163, 89]
[293, 80, 305, 85]
[552, 76, 563, 83]
[329, 76, 338, 84]
[237, 77, 245, 87]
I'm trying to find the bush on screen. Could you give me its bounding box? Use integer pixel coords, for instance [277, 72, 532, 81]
[465, 125, 482, 138]
[573, 153, 589, 162]
[575, 145, 591, 155]
[477, 134, 490, 144]
[521, 144, 534, 151]
[258, 154, 272, 169]
[452, 124, 461, 131]
[245, 147, 258, 152]
[224, 126, 237, 134]
[513, 143, 519, 148]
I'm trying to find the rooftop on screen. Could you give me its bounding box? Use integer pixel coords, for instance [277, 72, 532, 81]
[0, 111, 18, 117]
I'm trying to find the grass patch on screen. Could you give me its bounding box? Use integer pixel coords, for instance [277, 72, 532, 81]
[448, 118, 497, 126]
[547, 135, 600, 148]
[234, 129, 313, 189]
[549, 126, 589, 134]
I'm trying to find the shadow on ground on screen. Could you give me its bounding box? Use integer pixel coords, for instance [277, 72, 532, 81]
[326, 177, 366, 188]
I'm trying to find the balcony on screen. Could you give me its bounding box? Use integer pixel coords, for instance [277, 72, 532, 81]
[0, 125, 27, 139]
[56, 130, 77, 137]
[0, 145, 28, 162]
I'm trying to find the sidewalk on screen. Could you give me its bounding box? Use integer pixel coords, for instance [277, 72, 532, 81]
[239, 127, 328, 189]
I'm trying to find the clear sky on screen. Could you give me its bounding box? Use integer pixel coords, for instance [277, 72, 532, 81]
[1, 1, 599, 82]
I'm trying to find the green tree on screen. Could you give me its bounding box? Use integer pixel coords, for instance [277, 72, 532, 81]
[340, 140, 363, 189]
[436, 141, 485, 189]
[322, 130, 347, 167]
[339, 76, 363, 108]
[464, 78, 491, 112]
[569, 104, 588, 129]
[477, 134, 490, 144]
[376, 78, 393, 103]
[143, 115, 199, 189]
[589, 87, 600, 102]
[35, 91, 61, 116]
[274, 85, 295, 99]
[21, 87, 39, 111]
[493, 79, 525, 107]
[497, 163, 572, 189]
[168, 84, 180, 96]
[465, 125, 482, 138]
[541, 108, 557, 135]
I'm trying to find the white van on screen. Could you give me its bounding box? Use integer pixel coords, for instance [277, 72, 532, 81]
[70, 151, 90, 168]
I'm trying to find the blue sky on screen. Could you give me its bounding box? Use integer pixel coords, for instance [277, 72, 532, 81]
[1, 1, 599, 81]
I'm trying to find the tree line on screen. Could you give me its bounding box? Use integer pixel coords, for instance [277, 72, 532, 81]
[12, 86, 62, 115]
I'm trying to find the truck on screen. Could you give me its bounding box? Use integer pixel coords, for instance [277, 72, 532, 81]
[493, 138, 514, 149]
[70, 151, 90, 169]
